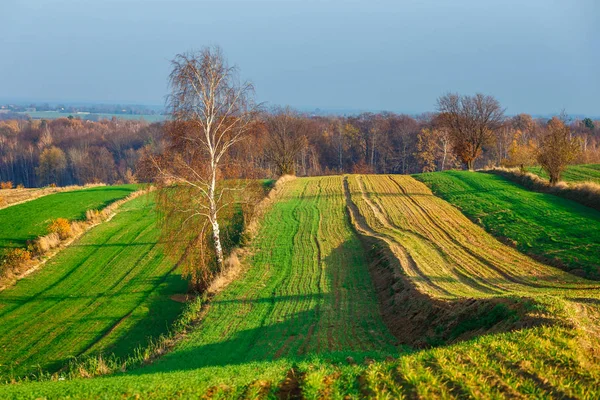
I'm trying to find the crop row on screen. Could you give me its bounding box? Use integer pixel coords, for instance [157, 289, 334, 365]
[346, 174, 599, 300]
[415, 170, 600, 277]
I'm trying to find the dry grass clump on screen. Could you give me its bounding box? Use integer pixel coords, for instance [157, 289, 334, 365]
[487, 167, 600, 211]
[207, 249, 244, 295]
[0, 181, 13, 189]
[32, 233, 61, 254]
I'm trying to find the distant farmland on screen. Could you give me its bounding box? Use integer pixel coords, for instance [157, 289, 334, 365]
[17, 111, 167, 122]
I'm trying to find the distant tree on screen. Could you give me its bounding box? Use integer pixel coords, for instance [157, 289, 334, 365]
[415, 128, 437, 172]
[415, 128, 458, 172]
[149, 46, 259, 288]
[583, 118, 595, 131]
[263, 107, 308, 175]
[37, 146, 67, 185]
[505, 133, 537, 171]
[537, 117, 580, 184]
[437, 93, 505, 170]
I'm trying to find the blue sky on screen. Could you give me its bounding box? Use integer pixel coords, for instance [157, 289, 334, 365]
[1, 0, 598, 115]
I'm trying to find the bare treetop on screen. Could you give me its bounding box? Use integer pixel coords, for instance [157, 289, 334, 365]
[168, 47, 258, 165]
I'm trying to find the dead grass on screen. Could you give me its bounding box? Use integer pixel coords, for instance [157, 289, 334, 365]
[207, 249, 244, 295]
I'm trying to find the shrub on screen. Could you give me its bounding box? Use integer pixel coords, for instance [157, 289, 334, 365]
[0, 181, 13, 189]
[48, 218, 72, 240]
[16, 184, 24, 189]
[1, 248, 32, 276]
[49, 183, 57, 188]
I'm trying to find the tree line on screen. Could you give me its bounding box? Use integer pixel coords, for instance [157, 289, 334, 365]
[2, 104, 598, 189]
[0, 117, 162, 187]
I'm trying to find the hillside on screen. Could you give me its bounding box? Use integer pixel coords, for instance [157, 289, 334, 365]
[0, 195, 187, 378]
[415, 171, 600, 278]
[527, 164, 600, 184]
[1, 175, 599, 399]
[0, 185, 137, 256]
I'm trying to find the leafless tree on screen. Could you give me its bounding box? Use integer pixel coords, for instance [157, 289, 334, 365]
[437, 93, 505, 170]
[263, 107, 308, 175]
[152, 46, 259, 274]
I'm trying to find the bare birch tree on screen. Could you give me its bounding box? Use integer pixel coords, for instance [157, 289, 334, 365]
[152, 46, 258, 279]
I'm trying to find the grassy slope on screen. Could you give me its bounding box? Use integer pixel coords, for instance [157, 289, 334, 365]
[527, 163, 600, 184]
[0, 195, 188, 378]
[414, 171, 600, 278]
[2, 176, 599, 398]
[0, 185, 137, 255]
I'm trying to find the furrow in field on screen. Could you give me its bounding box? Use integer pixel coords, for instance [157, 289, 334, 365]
[347, 174, 599, 300]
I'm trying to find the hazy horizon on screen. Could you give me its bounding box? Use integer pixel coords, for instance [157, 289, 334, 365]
[1, 0, 598, 115]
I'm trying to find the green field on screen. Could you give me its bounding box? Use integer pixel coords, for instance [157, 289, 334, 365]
[0, 195, 187, 378]
[17, 111, 167, 123]
[0, 185, 137, 255]
[1, 176, 599, 398]
[527, 163, 600, 184]
[415, 171, 600, 278]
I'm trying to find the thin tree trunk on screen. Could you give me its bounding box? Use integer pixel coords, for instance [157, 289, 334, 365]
[208, 164, 224, 270]
[441, 143, 447, 171]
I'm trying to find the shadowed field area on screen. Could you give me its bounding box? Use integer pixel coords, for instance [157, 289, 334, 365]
[0, 195, 188, 378]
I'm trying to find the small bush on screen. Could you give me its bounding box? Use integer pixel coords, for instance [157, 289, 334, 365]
[16, 184, 24, 189]
[49, 183, 57, 188]
[0, 181, 13, 189]
[1, 248, 32, 275]
[48, 218, 72, 240]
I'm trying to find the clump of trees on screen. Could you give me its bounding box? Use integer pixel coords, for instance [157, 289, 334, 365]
[2, 90, 599, 190]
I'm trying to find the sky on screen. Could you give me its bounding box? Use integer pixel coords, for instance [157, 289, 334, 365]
[1, 0, 599, 115]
